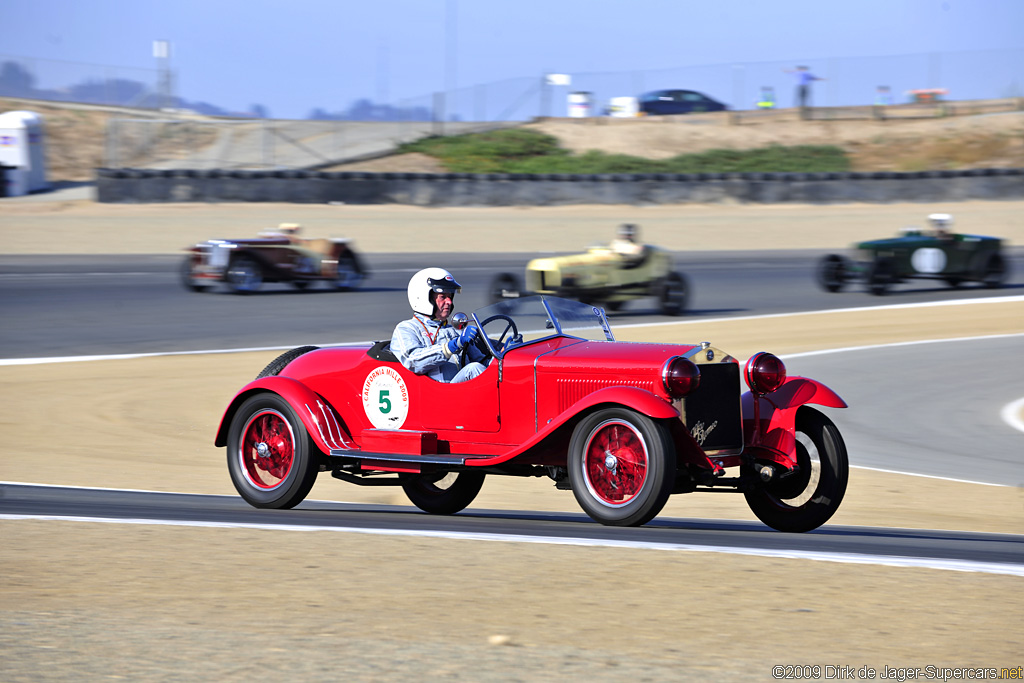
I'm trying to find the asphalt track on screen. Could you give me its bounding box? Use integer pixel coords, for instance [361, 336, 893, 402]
[1, 248, 1022, 358]
[3, 484, 1022, 575]
[2, 249, 1022, 571]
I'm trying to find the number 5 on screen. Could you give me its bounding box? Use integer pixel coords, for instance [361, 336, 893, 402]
[378, 389, 391, 414]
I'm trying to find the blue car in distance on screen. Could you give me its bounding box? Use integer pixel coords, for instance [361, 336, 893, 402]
[638, 89, 728, 115]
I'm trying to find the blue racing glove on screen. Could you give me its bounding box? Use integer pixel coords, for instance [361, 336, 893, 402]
[501, 334, 523, 352]
[446, 325, 479, 354]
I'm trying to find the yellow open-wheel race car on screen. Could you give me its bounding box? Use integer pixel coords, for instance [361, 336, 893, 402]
[489, 224, 689, 315]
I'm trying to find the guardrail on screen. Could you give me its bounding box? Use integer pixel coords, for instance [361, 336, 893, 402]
[95, 167, 1024, 205]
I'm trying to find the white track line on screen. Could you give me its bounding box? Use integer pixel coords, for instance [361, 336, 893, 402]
[2, 513, 1021, 577]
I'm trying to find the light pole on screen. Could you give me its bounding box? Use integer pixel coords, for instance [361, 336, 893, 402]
[153, 40, 171, 110]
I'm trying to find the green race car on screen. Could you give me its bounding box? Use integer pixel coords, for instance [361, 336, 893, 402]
[817, 214, 1009, 296]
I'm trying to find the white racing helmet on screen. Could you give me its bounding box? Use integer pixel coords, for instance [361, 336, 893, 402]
[407, 267, 462, 316]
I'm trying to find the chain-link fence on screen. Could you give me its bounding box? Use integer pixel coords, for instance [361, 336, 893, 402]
[103, 117, 516, 170]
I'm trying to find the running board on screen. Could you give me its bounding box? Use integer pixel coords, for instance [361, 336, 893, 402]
[329, 450, 468, 465]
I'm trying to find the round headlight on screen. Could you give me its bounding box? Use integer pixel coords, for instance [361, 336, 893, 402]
[744, 352, 786, 395]
[662, 356, 701, 398]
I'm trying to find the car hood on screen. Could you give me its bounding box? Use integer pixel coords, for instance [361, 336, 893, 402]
[534, 340, 699, 375]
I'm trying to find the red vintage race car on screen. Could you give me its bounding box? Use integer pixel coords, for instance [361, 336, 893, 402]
[216, 296, 849, 531]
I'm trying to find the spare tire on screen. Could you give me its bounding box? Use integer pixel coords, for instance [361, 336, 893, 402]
[256, 346, 320, 379]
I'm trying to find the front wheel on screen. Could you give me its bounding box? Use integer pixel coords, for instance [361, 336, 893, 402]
[816, 255, 847, 293]
[334, 253, 364, 291]
[226, 256, 263, 294]
[744, 406, 848, 532]
[402, 471, 486, 515]
[226, 393, 320, 509]
[568, 408, 676, 527]
[657, 271, 689, 316]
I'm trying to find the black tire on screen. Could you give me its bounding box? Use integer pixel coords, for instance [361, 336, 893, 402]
[979, 253, 1007, 289]
[226, 393, 320, 509]
[816, 255, 846, 293]
[657, 271, 688, 316]
[401, 471, 486, 515]
[489, 272, 521, 305]
[744, 407, 849, 533]
[180, 255, 209, 292]
[226, 256, 263, 294]
[867, 257, 892, 296]
[567, 407, 676, 527]
[256, 346, 320, 380]
[334, 253, 364, 291]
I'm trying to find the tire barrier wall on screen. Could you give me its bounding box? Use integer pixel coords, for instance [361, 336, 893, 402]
[95, 168, 1024, 205]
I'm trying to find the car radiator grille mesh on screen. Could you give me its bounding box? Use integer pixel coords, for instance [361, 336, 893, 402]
[557, 378, 655, 413]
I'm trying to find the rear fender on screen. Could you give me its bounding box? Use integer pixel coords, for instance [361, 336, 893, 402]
[742, 376, 846, 469]
[214, 377, 354, 454]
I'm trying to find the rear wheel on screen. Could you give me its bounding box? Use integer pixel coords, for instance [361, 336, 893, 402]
[227, 256, 263, 294]
[489, 272, 521, 304]
[867, 257, 892, 296]
[979, 253, 1007, 289]
[402, 471, 486, 515]
[744, 407, 848, 533]
[227, 393, 320, 509]
[657, 271, 688, 316]
[816, 255, 847, 293]
[180, 255, 209, 292]
[568, 408, 675, 527]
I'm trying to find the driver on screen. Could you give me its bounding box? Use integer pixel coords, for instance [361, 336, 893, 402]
[391, 268, 488, 383]
[610, 223, 644, 262]
[928, 213, 954, 239]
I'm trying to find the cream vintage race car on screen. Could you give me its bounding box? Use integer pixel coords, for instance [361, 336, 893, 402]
[489, 225, 689, 315]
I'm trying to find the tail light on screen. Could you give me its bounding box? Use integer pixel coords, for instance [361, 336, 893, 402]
[745, 352, 786, 395]
[662, 356, 701, 398]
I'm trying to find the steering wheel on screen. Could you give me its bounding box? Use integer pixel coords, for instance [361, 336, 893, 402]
[459, 314, 520, 367]
[479, 314, 519, 347]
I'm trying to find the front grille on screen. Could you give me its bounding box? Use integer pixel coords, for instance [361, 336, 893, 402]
[680, 362, 743, 455]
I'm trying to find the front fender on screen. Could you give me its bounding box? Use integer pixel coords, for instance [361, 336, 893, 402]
[742, 376, 846, 469]
[214, 376, 354, 453]
[565, 385, 680, 421]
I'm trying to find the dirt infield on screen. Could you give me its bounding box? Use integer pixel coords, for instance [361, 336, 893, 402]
[2, 199, 1022, 679]
[2, 198, 1024, 255]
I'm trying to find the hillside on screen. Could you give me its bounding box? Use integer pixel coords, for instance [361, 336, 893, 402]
[3, 96, 1023, 182]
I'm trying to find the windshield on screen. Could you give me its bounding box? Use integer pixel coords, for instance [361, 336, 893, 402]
[469, 296, 613, 355]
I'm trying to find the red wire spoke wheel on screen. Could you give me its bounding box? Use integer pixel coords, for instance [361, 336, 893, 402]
[226, 393, 320, 509]
[568, 407, 675, 527]
[240, 409, 295, 488]
[582, 420, 649, 505]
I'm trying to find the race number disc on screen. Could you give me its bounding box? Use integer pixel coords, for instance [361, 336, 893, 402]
[911, 247, 946, 274]
[362, 367, 409, 429]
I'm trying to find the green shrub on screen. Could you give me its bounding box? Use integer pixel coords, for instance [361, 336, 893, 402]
[399, 129, 851, 174]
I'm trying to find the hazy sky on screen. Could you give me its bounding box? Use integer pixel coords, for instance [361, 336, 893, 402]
[3, 0, 1023, 118]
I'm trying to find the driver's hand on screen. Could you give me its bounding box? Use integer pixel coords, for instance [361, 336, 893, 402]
[503, 334, 523, 352]
[446, 325, 479, 354]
